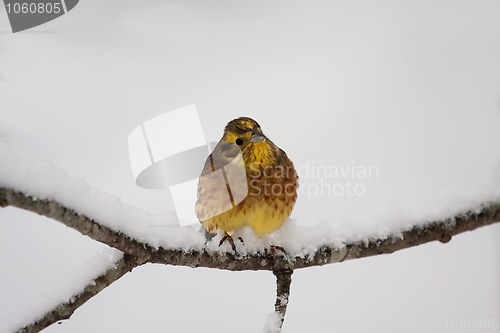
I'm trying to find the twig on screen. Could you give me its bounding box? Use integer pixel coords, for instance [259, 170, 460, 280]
[273, 269, 293, 332]
[2, 187, 499, 272]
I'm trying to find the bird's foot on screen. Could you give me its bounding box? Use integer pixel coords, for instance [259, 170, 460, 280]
[218, 232, 235, 251]
[218, 232, 244, 252]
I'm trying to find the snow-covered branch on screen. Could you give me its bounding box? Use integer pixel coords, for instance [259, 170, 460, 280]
[272, 269, 293, 332]
[2, 186, 499, 272]
[17, 254, 145, 333]
[1, 184, 500, 333]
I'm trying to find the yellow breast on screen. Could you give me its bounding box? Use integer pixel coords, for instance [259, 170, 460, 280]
[197, 139, 298, 237]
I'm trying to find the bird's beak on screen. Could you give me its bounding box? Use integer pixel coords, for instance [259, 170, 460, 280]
[249, 132, 265, 143]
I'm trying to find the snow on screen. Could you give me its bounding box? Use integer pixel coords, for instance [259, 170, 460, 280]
[0, 248, 122, 333]
[1, 141, 499, 333]
[1, 1, 500, 333]
[2, 145, 499, 259]
[263, 312, 282, 333]
[0, 147, 206, 251]
[207, 192, 500, 257]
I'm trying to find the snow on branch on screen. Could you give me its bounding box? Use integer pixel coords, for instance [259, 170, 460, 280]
[2, 185, 500, 332]
[272, 269, 293, 332]
[2, 186, 500, 272]
[17, 254, 146, 333]
[1, 180, 500, 333]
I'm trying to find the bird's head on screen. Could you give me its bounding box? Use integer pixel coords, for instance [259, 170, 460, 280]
[214, 117, 279, 169]
[222, 117, 266, 150]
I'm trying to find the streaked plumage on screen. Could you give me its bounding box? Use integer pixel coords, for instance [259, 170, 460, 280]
[195, 117, 298, 240]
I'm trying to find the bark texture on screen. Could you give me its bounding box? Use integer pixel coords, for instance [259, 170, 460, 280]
[1, 186, 499, 333]
[273, 269, 293, 332]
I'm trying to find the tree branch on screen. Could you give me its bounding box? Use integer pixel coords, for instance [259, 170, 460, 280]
[2, 187, 499, 272]
[16, 254, 146, 333]
[273, 269, 293, 332]
[2, 186, 500, 333]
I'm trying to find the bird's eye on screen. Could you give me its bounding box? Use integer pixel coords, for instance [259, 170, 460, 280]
[235, 138, 244, 145]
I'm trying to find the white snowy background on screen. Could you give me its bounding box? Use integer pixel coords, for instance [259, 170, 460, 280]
[1, 1, 500, 332]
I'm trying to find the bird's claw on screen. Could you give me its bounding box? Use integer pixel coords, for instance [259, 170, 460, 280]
[218, 233, 236, 252]
[218, 233, 244, 252]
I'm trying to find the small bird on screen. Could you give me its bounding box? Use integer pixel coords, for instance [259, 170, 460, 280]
[195, 117, 298, 250]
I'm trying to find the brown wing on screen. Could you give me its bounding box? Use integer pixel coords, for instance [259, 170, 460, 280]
[195, 141, 244, 222]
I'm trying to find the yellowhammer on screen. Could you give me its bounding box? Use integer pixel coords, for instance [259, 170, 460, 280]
[195, 117, 298, 250]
